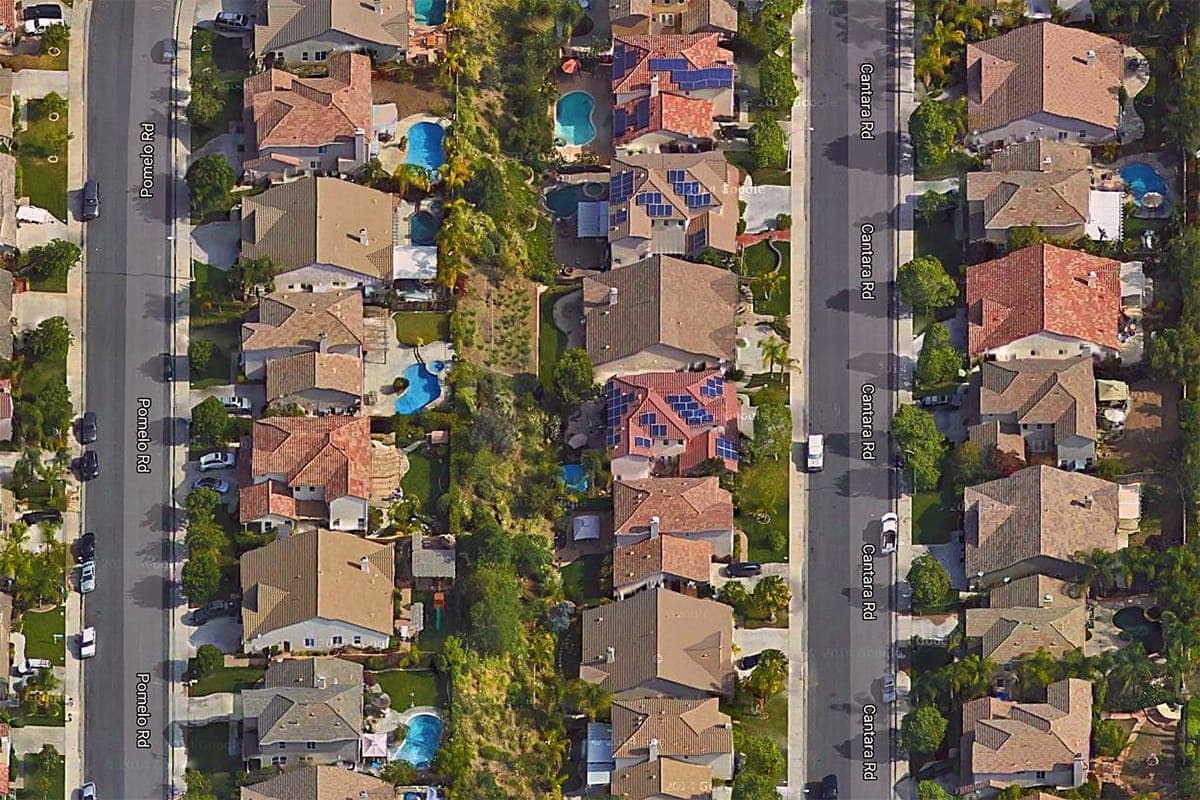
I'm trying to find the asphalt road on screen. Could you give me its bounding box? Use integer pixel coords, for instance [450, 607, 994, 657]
[83, 2, 177, 797]
[805, 0, 898, 797]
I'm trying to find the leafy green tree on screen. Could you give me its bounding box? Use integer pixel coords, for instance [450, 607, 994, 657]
[901, 705, 948, 754]
[1169, 59, 1200, 154]
[510, 533, 552, 580]
[758, 53, 797, 111]
[1149, 326, 1200, 386]
[945, 440, 992, 495]
[19, 239, 80, 285]
[915, 322, 961, 387]
[751, 575, 791, 622]
[40, 25, 69, 55]
[892, 405, 944, 490]
[461, 564, 524, 656]
[917, 780, 954, 800]
[1092, 718, 1129, 757]
[1007, 225, 1052, 251]
[718, 579, 751, 616]
[732, 773, 782, 800]
[228, 255, 278, 300]
[188, 339, 215, 373]
[194, 644, 224, 676]
[737, 729, 786, 780]
[752, 403, 792, 462]
[743, 649, 788, 712]
[183, 769, 218, 800]
[190, 396, 229, 448]
[748, 116, 788, 170]
[185, 154, 235, 215]
[917, 189, 952, 223]
[181, 551, 221, 604]
[26, 316, 72, 361]
[907, 554, 950, 607]
[897, 256, 957, 314]
[186, 486, 221, 522]
[552, 348, 594, 405]
[909, 100, 956, 169]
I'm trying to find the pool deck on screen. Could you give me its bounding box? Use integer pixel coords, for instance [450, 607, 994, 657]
[397, 706, 442, 725]
[554, 68, 612, 165]
[1104, 153, 1179, 220]
[1088, 595, 1156, 657]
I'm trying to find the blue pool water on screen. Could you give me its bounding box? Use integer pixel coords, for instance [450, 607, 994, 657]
[414, 0, 446, 25]
[393, 713, 444, 768]
[1121, 162, 1169, 207]
[406, 122, 446, 172]
[555, 91, 596, 147]
[561, 463, 589, 493]
[544, 182, 606, 218]
[409, 211, 439, 246]
[429, 359, 446, 373]
[394, 363, 442, 414]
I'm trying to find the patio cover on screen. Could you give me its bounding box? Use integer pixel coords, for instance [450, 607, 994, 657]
[1096, 379, 1129, 403]
[577, 201, 609, 239]
[1086, 190, 1123, 241]
[573, 514, 600, 541]
[361, 733, 388, 759]
[584, 722, 614, 786]
[393, 245, 437, 281]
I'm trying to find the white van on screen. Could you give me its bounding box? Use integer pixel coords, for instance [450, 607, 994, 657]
[806, 434, 824, 472]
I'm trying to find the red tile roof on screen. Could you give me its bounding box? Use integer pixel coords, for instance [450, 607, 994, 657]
[966, 244, 1121, 356]
[0, 379, 12, 421]
[240, 417, 372, 517]
[0, 0, 14, 31]
[614, 92, 715, 147]
[614, 477, 734, 537]
[613, 34, 733, 96]
[613, 534, 713, 591]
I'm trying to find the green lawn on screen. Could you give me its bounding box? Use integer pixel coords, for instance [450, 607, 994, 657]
[372, 668, 444, 709]
[915, 150, 982, 182]
[747, 372, 789, 407]
[189, 319, 238, 388]
[737, 458, 789, 563]
[16, 98, 68, 222]
[914, 213, 962, 277]
[190, 262, 250, 322]
[394, 311, 451, 346]
[730, 691, 788, 755]
[538, 286, 574, 388]
[20, 606, 65, 666]
[15, 748, 65, 800]
[744, 242, 791, 318]
[400, 445, 448, 516]
[412, 589, 458, 659]
[186, 722, 241, 800]
[724, 150, 790, 186]
[189, 28, 249, 149]
[189, 663, 264, 696]
[561, 554, 605, 605]
[911, 490, 958, 545]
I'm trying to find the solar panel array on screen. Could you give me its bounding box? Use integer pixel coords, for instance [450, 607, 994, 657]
[687, 228, 708, 252]
[637, 191, 673, 218]
[611, 171, 635, 203]
[666, 394, 714, 426]
[648, 57, 689, 72]
[699, 375, 725, 397]
[606, 383, 636, 447]
[716, 438, 739, 462]
[610, 209, 628, 228]
[612, 42, 642, 80]
[667, 169, 686, 183]
[674, 67, 733, 91]
[613, 108, 627, 136]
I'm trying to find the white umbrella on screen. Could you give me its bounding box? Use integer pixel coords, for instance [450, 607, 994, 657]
[1141, 191, 1165, 209]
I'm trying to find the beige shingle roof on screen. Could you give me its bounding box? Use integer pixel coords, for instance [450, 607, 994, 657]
[241, 765, 394, 800]
[613, 477, 733, 537]
[265, 351, 363, 403]
[610, 757, 713, 800]
[611, 696, 731, 760]
[610, 0, 736, 34]
[966, 142, 1091, 237]
[976, 356, 1096, 447]
[243, 289, 365, 353]
[966, 600, 1086, 663]
[241, 658, 363, 746]
[254, 0, 409, 56]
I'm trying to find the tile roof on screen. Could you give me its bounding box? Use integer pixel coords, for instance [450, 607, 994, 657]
[241, 764, 395, 800]
[966, 22, 1122, 135]
[613, 34, 734, 97]
[611, 696, 731, 759]
[610, 0, 736, 35]
[411, 532, 456, 579]
[241, 177, 398, 280]
[965, 244, 1121, 356]
[580, 587, 733, 696]
[613, 534, 713, 592]
[240, 529, 395, 640]
[583, 255, 737, 366]
[242, 289, 366, 353]
[0, 1, 13, 31]
[961, 679, 1092, 781]
[0, 269, 12, 361]
[964, 465, 1125, 576]
[614, 93, 716, 147]
[254, 0, 409, 56]
[965, 599, 1086, 663]
[265, 351, 363, 404]
[240, 416, 372, 515]
[242, 657, 363, 747]
[609, 151, 741, 256]
[613, 477, 733, 537]
[976, 356, 1096, 447]
[967, 419, 1026, 460]
[966, 146, 1091, 236]
[989, 140, 1092, 173]
[610, 757, 713, 800]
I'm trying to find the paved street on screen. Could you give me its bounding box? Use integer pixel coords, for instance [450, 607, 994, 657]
[804, 0, 898, 797]
[82, 1, 178, 797]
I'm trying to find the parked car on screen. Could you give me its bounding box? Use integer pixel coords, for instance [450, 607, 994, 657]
[214, 11, 250, 30]
[22, 509, 62, 526]
[81, 179, 100, 221]
[737, 652, 761, 670]
[821, 774, 839, 800]
[882, 674, 896, 703]
[79, 560, 95, 594]
[23, 16, 64, 34]
[23, 4, 63, 21]
[161, 352, 174, 381]
[79, 626, 96, 659]
[880, 512, 898, 555]
[198, 451, 235, 472]
[189, 599, 234, 625]
[192, 477, 230, 494]
[77, 410, 98, 443]
[80, 782, 96, 800]
[79, 450, 100, 480]
[74, 532, 95, 564]
[217, 396, 251, 413]
[727, 562, 763, 578]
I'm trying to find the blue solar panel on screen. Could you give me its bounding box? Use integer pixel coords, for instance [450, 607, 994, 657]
[648, 204, 673, 218]
[667, 169, 686, 183]
[613, 108, 628, 136]
[687, 228, 708, 252]
[635, 436, 652, 448]
[610, 209, 628, 228]
[636, 192, 662, 206]
[649, 57, 689, 72]
[613, 43, 642, 80]
[611, 171, 635, 204]
[635, 99, 651, 131]
[716, 438, 739, 461]
[674, 67, 733, 91]
[685, 193, 712, 209]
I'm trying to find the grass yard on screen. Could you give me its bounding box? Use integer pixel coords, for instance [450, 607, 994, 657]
[561, 554, 605, 605]
[730, 691, 788, 754]
[747, 372, 789, 406]
[914, 213, 962, 277]
[188, 319, 238, 388]
[743, 242, 791, 318]
[394, 311, 451, 347]
[189, 29, 249, 149]
[189, 663, 264, 696]
[1, 42, 69, 73]
[412, 589, 458, 658]
[15, 748, 65, 800]
[911, 489, 957, 545]
[372, 668, 445, 709]
[20, 606, 65, 666]
[737, 458, 789, 563]
[915, 150, 982, 182]
[725, 150, 790, 186]
[538, 286, 573, 388]
[190, 262, 250, 323]
[186, 722, 241, 800]
[16, 98, 68, 222]
[400, 445, 449, 517]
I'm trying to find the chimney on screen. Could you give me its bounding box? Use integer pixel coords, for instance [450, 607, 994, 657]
[608, 286, 619, 306]
[1086, 49, 1096, 66]
[605, 646, 616, 663]
[353, 127, 367, 164]
[649, 516, 660, 539]
[1042, 155, 1052, 172]
[360, 556, 370, 572]
[373, 0, 383, 13]
[318, 332, 329, 353]
[650, 74, 660, 98]
[648, 738, 660, 761]
[358, 227, 369, 246]
[316, 675, 326, 689]
[1086, 270, 1097, 288]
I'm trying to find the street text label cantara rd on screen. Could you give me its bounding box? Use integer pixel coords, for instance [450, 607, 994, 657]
[861, 383, 876, 461]
[860, 223, 875, 300]
[861, 543, 877, 620]
[859, 63, 875, 140]
[862, 703, 879, 781]
[139, 122, 155, 198]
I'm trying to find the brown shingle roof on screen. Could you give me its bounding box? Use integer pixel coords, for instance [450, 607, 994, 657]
[265, 351, 363, 404]
[965, 244, 1121, 356]
[240, 529, 395, 640]
[242, 658, 364, 747]
[964, 465, 1125, 576]
[610, 0, 736, 35]
[966, 22, 1122, 135]
[613, 477, 733, 537]
[583, 255, 737, 366]
[254, 0, 409, 56]
[241, 416, 372, 509]
[241, 764, 394, 800]
[990, 140, 1092, 173]
[988, 574, 1075, 609]
[967, 420, 1026, 460]
[977, 356, 1096, 447]
[966, 145, 1091, 236]
[613, 534, 713, 593]
[610, 757, 713, 800]
[965, 600, 1086, 663]
[611, 696, 731, 760]
[242, 289, 365, 352]
[580, 588, 733, 696]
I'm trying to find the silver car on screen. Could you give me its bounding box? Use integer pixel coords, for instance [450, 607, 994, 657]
[79, 561, 95, 594]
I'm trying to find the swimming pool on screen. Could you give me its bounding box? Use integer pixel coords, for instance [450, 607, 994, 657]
[555, 91, 596, 147]
[1121, 162, 1169, 207]
[394, 363, 442, 415]
[409, 211, 439, 246]
[544, 182, 606, 218]
[406, 122, 447, 172]
[561, 463, 590, 493]
[414, 0, 446, 25]
[393, 713, 444, 768]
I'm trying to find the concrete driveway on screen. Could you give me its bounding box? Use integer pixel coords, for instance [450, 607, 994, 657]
[191, 220, 241, 269]
[741, 185, 791, 233]
[189, 384, 265, 416]
[733, 625, 788, 657]
[16, 216, 70, 249]
[710, 561, 788, 591]
[12, 70, 69, 101]
[10, 725, 65, 757]
[13, 291, 69, 333]
[187, 616, 242, 654]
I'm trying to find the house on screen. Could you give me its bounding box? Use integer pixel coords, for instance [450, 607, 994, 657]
[242, 51, 374, 181]
[253, 0, 424, 66]
[964, 575, 1086, 665]
[610, 0, 737, 39]
[0, 593, 10, 700]
[239, 416, 372, 532]
[969, 356, 1096, 470]
[960, 679, 1092, 792]
[966, 22, 1123, 144]
[240, 176, 399, 289]
[613, 476, 734, 558]
[241, 764, 395, 800]
[0, 268, 12, 360]
[411, 532, 455, 589]
[240, 529, 395, 653]
[613, 35, 734, 110]
[964, 465, 1138, 582]
[610, 758, 714, 800]
[0, 68, 12, 144]
[583, 255, 737, 380]
[966, 244, 1122, 361]
[611, 696, 733, 779]
[241, 657, 364, 768]
[0, 723, 9, 797]
[605, 370, 739, 481]
[241, 290, 366, 381]
[608, 153, 740, 265]
[612, 532, 712, 599]
[613, 92, 717, 152]
[0, 379, 12, 443]
[265, 351, 363, 412]
[580, 587, 734, 699]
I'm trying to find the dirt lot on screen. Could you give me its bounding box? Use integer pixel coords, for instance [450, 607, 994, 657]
[1107, 381, 1180, 471]
[1118, 718, 1177, 798]
[371, 73, 452, 120]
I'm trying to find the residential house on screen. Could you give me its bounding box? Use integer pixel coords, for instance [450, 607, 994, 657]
[966, 244, 1122, 361]
[411, 532, 455, 589]
[964, 575, 1086, 666]
[241, 657, 364, 768]
[240, 529, 395, 653]
[613, 91, 717, 152]
[613, 476, 735, 558]
[960, 678, 1092, 792]
[605, 370, 739, 481]
[0, 379, 12, 443]
[585, 722, 616, 787]
[966, 22, 1123, 144]
[0, 723, 9, 797]
[0, 1, 14, 42]
[265, 351, 363, 412]
[612, 532, 712, 599]
[242, 51, 374, 181]
[0, 593, 10, 700]
[968, 356, 1096, 470]
[0, 68, 12, 144]
[241, 765, 395, 800]
[580, 587, 734, 699]
[610, 758, 714, 800]
[608, 153, 740, 264]
[582, 255, 737, 380]
[239, 416, 372, 532]
[253, 0, 445, 66]
[610, 0, 737, 39]
[0, 268, 13, 360]
[613, 35, 734, 111]
[964, 465, 1138, 583]
[241, 289, 366, 381]
[611, 696, 733, 779]
[241, 176, 399, 291]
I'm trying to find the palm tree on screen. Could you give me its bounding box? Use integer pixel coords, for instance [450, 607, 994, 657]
[916, 20, 965, 89]
[1071, 548, 1122, 598]
[1107, 643, 1156, 702]
[948, 655, 996, 701]
[1148, 0, 1170, 23]
[1013, 648, 1061, 700]
[758, 336, 787, 377]
[758, 270, 786, 302]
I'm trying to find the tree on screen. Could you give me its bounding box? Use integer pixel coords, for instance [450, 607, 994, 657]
[190, 396, 229, 448]
[188, 339, 215, 373]
[743, 649, 788, 712]
[19, 239, 80, 285]
[758, 52, 798, 111]
[732, 773, 782, 800]
[917, 189, 952, 223]
[752, 403, 792, 462]
[892, 405, 944, 490]
[915, 322, 961, 387]
[751, 575, 791, 622]
[1149, 326, 1200, 386]
[1092, 718, 1129, 757]
[183, 769, 218, 800]
[510, 533, 552, 580]
[718, 579, 751, 616]
[185, 154, 235, 215]
[748, 116, 788, 170]
[227, 254, 278, 300]
[917, 781, 954, 800]
[757, 335, 793, 377]
[380, 761, 418, 786]
[40, 24, 69, 54]
[26, 316, 72, 361]
[461, 564, 524, 656]
[552, 348, 594, 405]
[909, 99, 957, 169]
[194, 644, 224, 676]
[181, 551, 221, 604]
[906, 554, 950, 607]
[901, 705, 947, 754]
[897, 256, 957, 315]
[945, 440, 988, 494]
[186, 89, 224, 129]
[1006, 225, 1052, 251]
[915, 20, 965, 89]
[737, 729, 786, 780]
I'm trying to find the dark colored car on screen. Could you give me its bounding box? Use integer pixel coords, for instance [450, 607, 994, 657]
[821, 774, 839, 800]
[79, 450, 99, 481]
[23, 4, 62, 20]
[189, 599, 234, 625]
[81, 180, 99, 221]
[74, 532, 95, 564]
[21, 509, 62, 526]
[727, 562, 763, 578]
[77, 411, 98, 444]
[737, 652, 761, 670]
[162, 353, 174, 381]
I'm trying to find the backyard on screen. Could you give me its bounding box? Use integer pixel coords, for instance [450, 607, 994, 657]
[372, 667, 444, 709]
[20, 606, 65, 666]
[459, 272, 538, 375]
[186, 722, 241, 800]
[743, 240, 791, 318]
[561, 553, 604, 605]
[538, 285, 573, 387]
[412, 589, 457, 660]
[400, 444, 449, 519]
[737, 458, 789, 563]
[16, 98, 68, 222]
[394, 311, 451, 347]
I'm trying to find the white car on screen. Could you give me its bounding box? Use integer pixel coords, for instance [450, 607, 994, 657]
[880, 512, 898, 555]
[81, 782, 96, 800]
[79, 627, 96, 659]
[198, 451, 235, 472]
[882, 674, 896, 703]
[79, 560, 95, 594]
[23, 17, 64, 35]
[218, 396, 251, 413]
